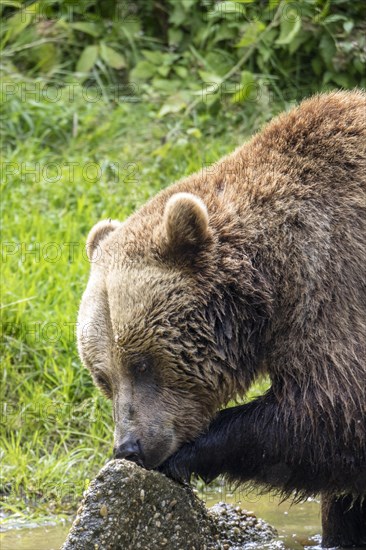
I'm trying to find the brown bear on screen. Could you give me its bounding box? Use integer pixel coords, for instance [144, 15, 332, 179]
[77, 90, 366, 548]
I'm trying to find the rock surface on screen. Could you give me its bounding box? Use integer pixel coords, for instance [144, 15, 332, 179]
[61, 460, 276, 550]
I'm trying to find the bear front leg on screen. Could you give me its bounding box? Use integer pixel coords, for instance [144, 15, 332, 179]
[160, 390, 364, 496]
[160, 392, 284, 485]
[321, 494, 366, 548]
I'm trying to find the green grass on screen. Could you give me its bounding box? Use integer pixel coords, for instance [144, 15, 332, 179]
[0, 73, 276, 522]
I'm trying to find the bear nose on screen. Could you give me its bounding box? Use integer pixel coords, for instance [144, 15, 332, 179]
[114, 438, 143, 465]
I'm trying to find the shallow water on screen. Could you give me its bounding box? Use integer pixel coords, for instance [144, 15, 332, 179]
[0, 523, 71, 550]
[203, 487, 322, 549]
[0, 490, 363, 550]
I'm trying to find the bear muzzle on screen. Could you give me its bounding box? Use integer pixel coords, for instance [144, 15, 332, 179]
[113, 436, 144, 467]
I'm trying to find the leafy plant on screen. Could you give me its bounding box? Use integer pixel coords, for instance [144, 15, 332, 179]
[1, 0, 365, 115]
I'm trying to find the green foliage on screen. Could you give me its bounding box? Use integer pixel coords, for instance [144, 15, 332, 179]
[1, 73, 256, 518]
[1, 0, 365, 114]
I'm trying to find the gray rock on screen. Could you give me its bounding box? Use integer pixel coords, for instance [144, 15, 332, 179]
[61, 460, 276, 550]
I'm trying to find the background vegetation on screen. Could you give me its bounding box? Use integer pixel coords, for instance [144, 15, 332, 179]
[1, 0, 365, 523]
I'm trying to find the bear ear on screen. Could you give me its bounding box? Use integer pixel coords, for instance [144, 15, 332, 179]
[163, 193, 210, 259]
[86, 219, 120, 261]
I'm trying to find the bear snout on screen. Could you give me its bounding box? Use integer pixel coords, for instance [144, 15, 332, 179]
[113, 436, 144, 466]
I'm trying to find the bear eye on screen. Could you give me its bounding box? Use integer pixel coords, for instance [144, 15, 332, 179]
[131, 356, 152, 376]
[136, 359, 149, 374]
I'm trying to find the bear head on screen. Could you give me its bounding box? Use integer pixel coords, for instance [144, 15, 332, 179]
[77, 192, 255, 468]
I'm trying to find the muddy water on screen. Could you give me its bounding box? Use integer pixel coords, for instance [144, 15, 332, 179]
[204, 488, 322, 549]
[0, 490, 323, 550]
[0, 523, 71, 550]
